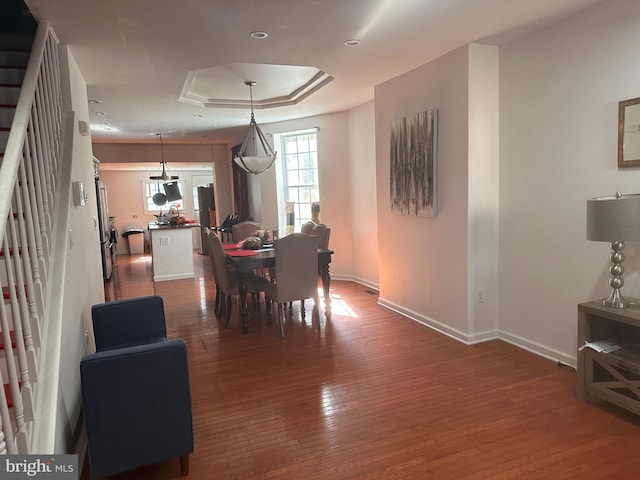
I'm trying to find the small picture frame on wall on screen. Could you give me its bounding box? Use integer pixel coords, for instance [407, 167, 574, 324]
[618, 97, 640, 168]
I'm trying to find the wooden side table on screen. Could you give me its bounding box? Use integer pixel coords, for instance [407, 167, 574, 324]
[577, 300, 640, 415]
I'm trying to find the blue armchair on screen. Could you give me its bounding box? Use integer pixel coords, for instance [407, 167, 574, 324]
[80, 295, 194, 478]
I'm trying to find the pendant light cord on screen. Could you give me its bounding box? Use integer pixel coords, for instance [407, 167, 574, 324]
[246, 80, 256, 121]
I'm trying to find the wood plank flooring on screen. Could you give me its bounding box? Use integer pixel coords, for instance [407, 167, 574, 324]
[89, 252, 640, 479]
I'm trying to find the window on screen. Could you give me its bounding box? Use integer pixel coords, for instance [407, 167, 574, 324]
[143, 181, 185, 213]
[276, 130, 319, 232]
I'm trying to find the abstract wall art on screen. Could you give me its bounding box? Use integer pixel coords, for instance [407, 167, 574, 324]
[390, 108, 438, 217]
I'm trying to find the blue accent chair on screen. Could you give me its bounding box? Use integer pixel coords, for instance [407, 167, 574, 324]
[80, 296, 194, 478]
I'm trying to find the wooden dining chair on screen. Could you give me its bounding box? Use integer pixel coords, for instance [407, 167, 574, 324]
[204, 229, 270, 328]
[204, 228, 222, 314]
[264, 233, 320, 337]
[232, 221, 262, 242]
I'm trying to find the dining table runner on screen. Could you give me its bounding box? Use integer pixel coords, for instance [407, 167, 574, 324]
[225, 249, 259, 257]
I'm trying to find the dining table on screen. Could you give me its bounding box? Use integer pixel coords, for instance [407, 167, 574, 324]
[224, 243, 334, 333]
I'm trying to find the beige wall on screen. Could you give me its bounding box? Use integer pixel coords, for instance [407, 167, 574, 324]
[254, 112, 356, 280]
[99, 168, 214, 254]
[92, 142, 232, 225]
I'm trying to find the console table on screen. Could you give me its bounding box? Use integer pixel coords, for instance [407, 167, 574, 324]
[577, 300, 640, 415]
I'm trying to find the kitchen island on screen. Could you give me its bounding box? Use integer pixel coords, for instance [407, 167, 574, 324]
[148, 222, 200, 282]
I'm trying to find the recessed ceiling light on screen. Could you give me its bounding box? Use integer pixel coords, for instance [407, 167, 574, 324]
[95, 111, 106, 115]
[91, 124, 118, 132]
[250, 31, 268, 39]
[193, 114, 203, 118]
[344, 39, 361, 46]
[88, 99, 102, 104]
[100, 121, 111, 125]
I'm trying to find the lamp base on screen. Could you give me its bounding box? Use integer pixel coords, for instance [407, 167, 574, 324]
[602, 240, 629, 308]
[602, 291, 629, 309]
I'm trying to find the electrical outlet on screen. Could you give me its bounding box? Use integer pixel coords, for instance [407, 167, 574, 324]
[159, 237, 170, 246]
[476, 289, 485, 303]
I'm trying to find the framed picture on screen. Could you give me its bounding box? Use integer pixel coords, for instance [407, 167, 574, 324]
[390, 108, 439, 216]
[618, 97, 640, 168]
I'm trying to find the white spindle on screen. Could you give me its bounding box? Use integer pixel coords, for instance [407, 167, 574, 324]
[13, 176, 40, 375]
[0, 272, 16, 454]
[1, 231, 27, 453]
[26, 116, 50, 263]
[17, 162, 44, 345]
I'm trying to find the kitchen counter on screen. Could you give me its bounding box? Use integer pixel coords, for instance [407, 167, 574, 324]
[148, 222, 201, 230]
[148, 222, 200, 282]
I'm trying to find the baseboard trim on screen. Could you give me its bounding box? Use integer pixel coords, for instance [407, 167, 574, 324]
[497, 330, 576, 368]
[377, 297, 497, 344]
[376, 296, 576, 368]
[329, 274, 379, 291]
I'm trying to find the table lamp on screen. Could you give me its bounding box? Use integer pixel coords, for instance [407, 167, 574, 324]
[587, 192, 640, 308]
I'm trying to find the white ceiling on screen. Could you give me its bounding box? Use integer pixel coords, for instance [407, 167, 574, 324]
[25, 0, 606, 144]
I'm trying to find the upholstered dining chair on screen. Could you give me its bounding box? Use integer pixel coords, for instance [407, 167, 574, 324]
[232, 220, 262, 242]
[310, 223, 331, 250]
[205, 228, 270, 327]
[264, 233, 320, 337]
[301, 220, 317, 234]
[81, 296, 194, 479]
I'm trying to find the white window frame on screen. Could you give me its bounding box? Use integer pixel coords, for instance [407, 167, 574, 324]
[142, 180, 186, 214]
[273, 129, 319, 233]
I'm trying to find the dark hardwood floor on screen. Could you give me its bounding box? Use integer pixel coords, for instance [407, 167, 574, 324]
[88, 252, 640, 479]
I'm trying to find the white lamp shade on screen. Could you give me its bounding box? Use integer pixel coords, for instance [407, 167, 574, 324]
[234, 155, 275, 173]
[587, 193, 640, 241]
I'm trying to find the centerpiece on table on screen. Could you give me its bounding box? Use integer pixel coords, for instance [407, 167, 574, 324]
[239, 229, 273, 249]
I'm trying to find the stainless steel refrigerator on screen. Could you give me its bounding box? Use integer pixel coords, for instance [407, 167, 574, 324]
[197, 184, 215, 254]
[96, 179, 113, 280]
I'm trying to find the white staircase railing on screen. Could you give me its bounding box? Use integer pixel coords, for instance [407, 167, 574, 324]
[0, 21, 63, 454]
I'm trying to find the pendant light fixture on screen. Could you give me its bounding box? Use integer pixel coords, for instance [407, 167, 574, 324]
[149, 133, 182, 201]
[234, 81, 277, 175]
[149, 133, 178, 181]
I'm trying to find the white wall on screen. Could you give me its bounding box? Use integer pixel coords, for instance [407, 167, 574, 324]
[374, 45, 472, 337]
[55, 46, 106, 452]
[467, 44, 500, 339]
[499, 0, 640, 364]
[348, 101, 379, 289]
